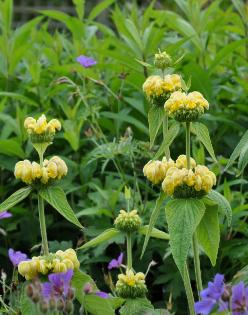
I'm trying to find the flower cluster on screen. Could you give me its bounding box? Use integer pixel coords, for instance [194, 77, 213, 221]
[195, 273, 248, 315]
[26, 269, 74, 314]
[114, 210, 142, 232]
[24, 114, 61, 143]
[164, 91, 209, 122]
[143, 158, 175, 184]
[14, 156, 67, 185]
[116, 270, 147, 298]
[143, 74, 182, 106]
[144, 155, 216, 198]
[18, 249, 80, 280]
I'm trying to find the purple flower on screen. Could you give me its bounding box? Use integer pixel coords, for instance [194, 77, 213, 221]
[76, 55, 97, 68]
[8, 248, 29, 267]
[96, 291, 109, 299]
[42, 269, 73, 300]
[108, 253, 124, 270]
[195, 274, 227, 315]
[0, 211, 12, 220]
[231, 282, 248, 315]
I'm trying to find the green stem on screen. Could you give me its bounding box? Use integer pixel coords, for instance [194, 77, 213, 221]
[38, 152, 49, 256]
[193, 233, 203, 296]
[163, 114, 170, 160]
[185, 121, 203, 298]
[183, 264, 196, 315]
[127, 232, 132, 270]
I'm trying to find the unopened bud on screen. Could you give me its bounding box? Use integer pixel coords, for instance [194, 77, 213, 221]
[49, 297, 56, 310]
[83, 282, 94, 294]
[65, 300, 74, 314]
[154, 50, 172, 69]
[67, 287, 75, 300]
[39, 300, 49, 313]
[56, 298, 65, 311]
[31, 291, 40, 303]
[26, 284, 34, 298]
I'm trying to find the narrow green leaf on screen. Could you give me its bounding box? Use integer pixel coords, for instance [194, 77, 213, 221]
[148, 106, 165, 148]
[165, 198, 205, 276]
[237, 142, 248, 174]
[197, 205, 220, 266]
[207, 190, 232, 226]
[77, 228, 121, 250]
[39, 186, 83, 229]
[141, 193, 166, 258]
[192, 122, 217, 162]
[154, 122, 180, 159]
[224, 130, 248, 171]
[0, 92, 39, 107]
[139, 225, 170, 240]
[0, 139, 25, 158]
[0, 187, 32, 213]
[88, 0, 115, 21]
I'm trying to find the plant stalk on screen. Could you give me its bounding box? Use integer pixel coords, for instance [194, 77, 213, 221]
[127, 232, 132, 270]
[163, 114, 170, 160]
[186, 121, 203, 298]
[38, 151, 49, 256]
[183, 264, 196, 315]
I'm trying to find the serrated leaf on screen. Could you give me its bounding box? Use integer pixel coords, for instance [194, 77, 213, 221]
[139, 226, 170, 240]
[154, 122, 180, 159]
[192, 122, 217, 162]
[120, 298, 154, 315]
[39, 186, 83, 229]
[0, 139, 25, 158]
[0, 187, 32, 213]
[165, 198, 205, 276]
[78, 228, 121, 250]
[207, 190, 232, 226]
[197, 205, 220, 266]
[224, 130, 248, 171]
[141, 193, 166, 258]
[148, 106, 165, 148]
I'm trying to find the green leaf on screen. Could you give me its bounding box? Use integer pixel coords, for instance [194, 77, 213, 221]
[207, 190, 232, 226]
[237, 142, 248, 174]
[84, 295, 115, 315]
[224, 130, 248, 171]
[0, 92, 39, 107]
[77, 228, 121, 250]
[88, 0, 115, 21]
[120, 298, 154, 315]
[154, 122, 180, 159]
[140, 193, 166, 258]
[39, 186, 83, 229]
[0, 139, 25, 158]
[197, 205, 220, 266]
[0, 187, 32, 213]
[148, 106, 165, 148]
[139, 225, 170, 240]
[165, 198, 205, 276]
[192, 122, 217, 162]
[72, 270, 97, 304]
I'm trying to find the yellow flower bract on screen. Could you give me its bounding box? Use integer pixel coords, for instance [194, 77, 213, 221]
[117, 270, 145, 287]
[143, 158, 175, 185]
[24, 114, 61, 135]
[18, 249, 79, 280]
[14, 156, 67, 185]
[143, 74, 181, 97]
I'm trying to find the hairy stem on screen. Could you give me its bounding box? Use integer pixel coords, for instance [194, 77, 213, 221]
[163, 114, 170, 160]
[183, 264, 196, 315]
[127, 232, 132, 270]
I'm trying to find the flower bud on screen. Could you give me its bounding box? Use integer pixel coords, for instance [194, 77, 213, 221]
[114, 210, 142, 233]
[65, 300, 74, 314]
[26, 284, 34, 298]
[49, 297, 56, 310]
[83, 282, 94, 294]
[116, 270, 147, 298]
[56, 298, 65, 311]
[39, 299, 49, 313]
[154, 51, 172, 69]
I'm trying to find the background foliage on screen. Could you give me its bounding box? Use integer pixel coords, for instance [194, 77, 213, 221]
[0, 0, 247, 314]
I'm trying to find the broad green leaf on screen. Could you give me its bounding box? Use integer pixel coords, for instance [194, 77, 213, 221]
[165, 198, 205, 276]
[141, 192, 166, 258]
[207, 190, 232, 226]
[139, 225, 170, 240]
[84, 295, 115, 315]
[154, 122, 180, 159]
[224, 130, 248, 171]
[192, 122, 217, 162]
[0, 139, 25, 158]
[39, 186, 83, 229]
[237, 142, 248, 174]
[120, 298, 154, 315]
[148, 106, 165, 148]
[78, 228, 121, 250]
[88, 0, 115, 21]
[197, 205, 220, 266]
[0, 187, 32, 213]
[72, 270, 97, 304]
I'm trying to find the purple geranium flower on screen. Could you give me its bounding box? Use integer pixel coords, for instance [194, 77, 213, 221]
[76, 55, 97, 68]
[8, 248, 29, 267]
[96, 291, 109, 299]
[0, 211, 12, 220]
[108, 253, 124, 270]
[195, 274, 228, 315]
[42, 269, 73, 300]
[231, 282, 248, 315]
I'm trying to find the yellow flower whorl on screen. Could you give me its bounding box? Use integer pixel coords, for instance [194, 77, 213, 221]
[143, 158, 175, 185]
[143, 74, 182, 106]
[164, 91, 209, 122]
[18, 249, 79, 280]
[114, 209, 142, 232]
[116, 270, 147, 298]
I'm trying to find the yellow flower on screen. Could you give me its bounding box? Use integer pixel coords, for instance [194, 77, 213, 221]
[14, 160, 33, 184]
[175, 155, 196, 169]
[24, 114, 61, 138]
[47, 119, 61, 133]
[34, 114, 47, 134]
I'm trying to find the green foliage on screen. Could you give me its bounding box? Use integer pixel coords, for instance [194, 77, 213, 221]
[0, 186, 32, 212]
[148, 106, 164, 148]
[78, 228, 121, 249]
[207, 190, 232, 226]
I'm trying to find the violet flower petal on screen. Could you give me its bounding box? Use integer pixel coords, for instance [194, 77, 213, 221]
[96, 291, 109, 299]
[76, 55, 97, 68]
[8, 248, 28, 267]
[0, 211, 12, 219]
